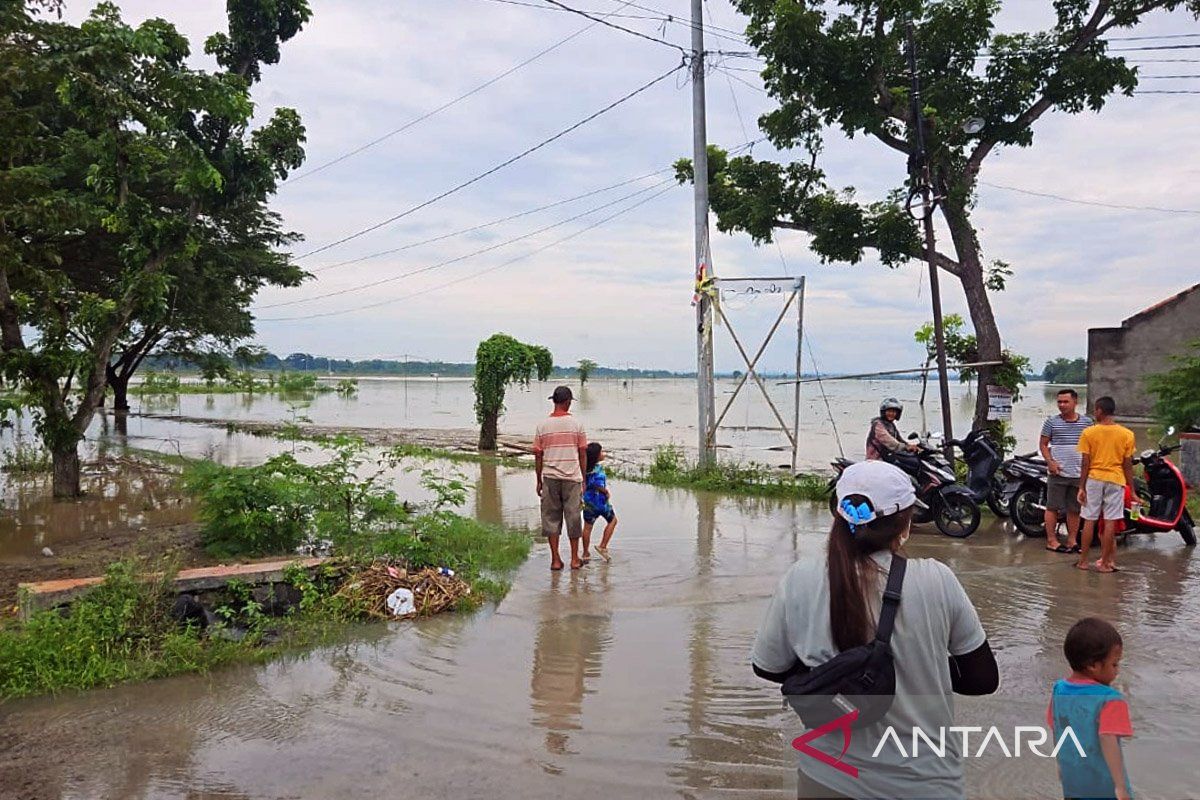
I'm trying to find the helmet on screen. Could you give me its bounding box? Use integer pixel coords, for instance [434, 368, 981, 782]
[879, 397, 903, 420]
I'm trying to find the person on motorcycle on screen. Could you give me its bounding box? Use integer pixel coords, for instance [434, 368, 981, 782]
[867, 398, 921, 471]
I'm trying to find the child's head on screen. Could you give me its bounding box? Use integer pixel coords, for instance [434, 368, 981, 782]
[586, 442, 604, 472]
[1064, 617, 1123, 685]
[1094, 395, 1116, 421]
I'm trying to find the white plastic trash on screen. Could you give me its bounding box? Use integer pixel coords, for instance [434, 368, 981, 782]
[385, 587, 416, 617]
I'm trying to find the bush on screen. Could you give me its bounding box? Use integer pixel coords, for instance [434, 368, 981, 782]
[2, 441, 51, 474]
[1147, 341, 1200, 433]
[277, 371, 319, 393]
[134, 371, 182, 395]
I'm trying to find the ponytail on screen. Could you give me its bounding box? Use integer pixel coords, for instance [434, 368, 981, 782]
[827, 502, 913, 652]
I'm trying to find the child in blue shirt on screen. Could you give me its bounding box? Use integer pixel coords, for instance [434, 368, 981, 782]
[582, 442, 618, 562]
[1048, 617, 1133, 800]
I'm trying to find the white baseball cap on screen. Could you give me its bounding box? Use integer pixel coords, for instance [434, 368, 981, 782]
[835, 460, 917, 525]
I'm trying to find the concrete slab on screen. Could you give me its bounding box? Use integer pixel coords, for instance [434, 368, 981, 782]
[17, 557, 332, 620]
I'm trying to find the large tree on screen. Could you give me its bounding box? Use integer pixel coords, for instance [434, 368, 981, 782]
[0, 0, 309, 496]
[473, 334, 552, 451]
[682, 0, 1198, 428]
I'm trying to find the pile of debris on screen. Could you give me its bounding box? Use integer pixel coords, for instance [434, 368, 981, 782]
[335, 561, 471, 619]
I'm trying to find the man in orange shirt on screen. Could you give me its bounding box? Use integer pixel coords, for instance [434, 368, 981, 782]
[533, 386, 588, 571]
[1076, 396, 1136, 573]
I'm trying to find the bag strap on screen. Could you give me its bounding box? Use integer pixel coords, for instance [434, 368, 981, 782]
[873, 555, 906, 644]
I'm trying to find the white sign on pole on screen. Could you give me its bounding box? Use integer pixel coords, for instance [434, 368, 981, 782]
[986, 385, 1013, 421]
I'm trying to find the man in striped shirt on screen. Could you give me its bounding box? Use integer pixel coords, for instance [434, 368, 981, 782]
[1039, 388, 1092, 553]
[534, 386, 589, 571]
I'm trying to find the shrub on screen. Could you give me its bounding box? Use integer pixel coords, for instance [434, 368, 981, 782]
[134, 371, 182, 395]
[2, 441, 51, 474]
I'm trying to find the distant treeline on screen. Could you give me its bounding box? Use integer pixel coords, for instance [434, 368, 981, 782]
[142, 352, 684, 379]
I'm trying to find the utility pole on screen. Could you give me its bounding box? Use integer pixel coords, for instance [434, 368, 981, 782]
[906, 21, 955, 462]
[692, 0, 716, 466]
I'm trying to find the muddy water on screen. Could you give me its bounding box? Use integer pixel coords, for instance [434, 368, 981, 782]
[120, 378, 1119, 470]
[2, 457, 1198, 799]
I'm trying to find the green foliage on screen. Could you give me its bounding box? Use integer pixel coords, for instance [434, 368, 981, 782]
[2, 441, 52, 474]
[578, 358, 598, 385]
[1043, 357, 1087, 384]
[0, 1, 311, 494]
[276, 371, 319, 393]
[635, 443, 828, 501]
[334, 378, 358, 396]
[132, 370, 182, 395]
[1147, 341, 1200, 433]
[473, 333, 552, 449]
[914, 314, 1030, 401]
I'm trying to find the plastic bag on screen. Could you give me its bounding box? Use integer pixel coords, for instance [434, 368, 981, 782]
[386, 587, 416, 616]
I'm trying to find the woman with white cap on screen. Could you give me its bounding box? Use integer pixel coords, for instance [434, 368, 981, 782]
[751, 460, 999, 800]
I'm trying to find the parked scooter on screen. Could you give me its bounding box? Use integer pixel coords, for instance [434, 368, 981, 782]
[1119, 430, 1195, 546]
[827, 438, 981, 538]
[945, 429, 1006, 517]
[1001, 454, 1050, 537]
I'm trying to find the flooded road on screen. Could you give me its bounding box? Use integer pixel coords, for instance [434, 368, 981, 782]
[3, 456, 1198, 799]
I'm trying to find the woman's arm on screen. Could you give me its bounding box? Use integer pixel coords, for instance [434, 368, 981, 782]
[949, 640, 999, 695]
[753, 660, 809, 684]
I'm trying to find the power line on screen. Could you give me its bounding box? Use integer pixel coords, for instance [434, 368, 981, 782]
[1136, 89, 1200, 93]
[980, 181, 1200, 214]
[540, 0, 687, 53]
[311, 168, 672, 272]
[469, 0, 663, 21]
[294, 62, 685, 261]
[264, 179, 673, 308]
[282, 0, 650, 186]
[1106, 32, 1200, 42]
[260, 184, 677, 321]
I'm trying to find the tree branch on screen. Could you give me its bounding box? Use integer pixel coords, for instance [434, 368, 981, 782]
[964, 1, 1113, 178]
[771, 218, 961, 278]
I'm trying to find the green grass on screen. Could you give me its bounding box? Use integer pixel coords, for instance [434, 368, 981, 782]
[1, 441, 51, 474]
[614, 443, 830, 501]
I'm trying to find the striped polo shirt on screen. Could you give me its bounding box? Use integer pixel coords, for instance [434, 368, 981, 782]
[1040, 413, 1092, 478]
[533, 412, 587, 482]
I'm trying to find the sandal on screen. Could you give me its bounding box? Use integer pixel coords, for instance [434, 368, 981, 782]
[1067, 544, 1081, 554]
[1045, 544, 1070, 553]
[596, 546, 611, 563]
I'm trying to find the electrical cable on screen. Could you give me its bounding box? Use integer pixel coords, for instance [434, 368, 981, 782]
[310, 168, 672, 272]
[979, 181, 1200, 214]
[539, 0, 687, 53]
[282, 0, 646, 186]
[259, 184, 676, 321]
[293, 62, 685, 261]
[263, 179, 672, 308]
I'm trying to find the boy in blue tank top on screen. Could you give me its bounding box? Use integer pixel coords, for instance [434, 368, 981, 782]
[1048, 617, 1133, 800]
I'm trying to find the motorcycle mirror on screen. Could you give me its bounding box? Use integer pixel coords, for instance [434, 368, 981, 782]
[907, 432, 920, 441]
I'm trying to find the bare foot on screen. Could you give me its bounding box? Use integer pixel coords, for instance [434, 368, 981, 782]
[1075, 561, 1091, 571]
[551, 559, 564, 571]
[570, 558, 583, 570]
[1096, 559, 1119, 573]
[581, 551, 591, 563]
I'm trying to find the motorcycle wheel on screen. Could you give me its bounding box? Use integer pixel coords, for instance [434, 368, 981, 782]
[986, 475, 1010, 518]
[1179, 516, 1197, 547]
[935, 494, 981, 538]
[1010, 485, 1046, 537]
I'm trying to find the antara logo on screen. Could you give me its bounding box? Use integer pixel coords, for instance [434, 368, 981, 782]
[791, 710, 860, 778]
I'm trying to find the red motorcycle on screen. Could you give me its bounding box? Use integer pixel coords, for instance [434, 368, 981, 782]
[1111, 430, 1195, 546]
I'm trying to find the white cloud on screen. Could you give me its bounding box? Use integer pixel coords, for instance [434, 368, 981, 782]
[59, 0, 1200, 373]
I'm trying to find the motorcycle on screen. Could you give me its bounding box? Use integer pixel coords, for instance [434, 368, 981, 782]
[1008, 427, 1195, 546]
[826, 439, 981, 538]
[1120, 432, 1195, 546]
[1001, 454, 1050, 538]
[945, 429, 1007, 517]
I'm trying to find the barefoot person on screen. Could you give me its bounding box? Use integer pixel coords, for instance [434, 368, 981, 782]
[534, 386, 588, 571]
[582, 442, 618, 563]
[1076, 397, 1135, 573]
[1040, 388, 1092, 553]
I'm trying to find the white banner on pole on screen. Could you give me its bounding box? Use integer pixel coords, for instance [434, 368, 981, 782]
[986, 385, 1013, 421]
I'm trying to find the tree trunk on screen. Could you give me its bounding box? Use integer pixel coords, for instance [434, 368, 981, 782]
[478, 412, 498, 451]
[109, 371, 130, 411]
[51, 445, 81, 499]
[941, 199, 1003, 431]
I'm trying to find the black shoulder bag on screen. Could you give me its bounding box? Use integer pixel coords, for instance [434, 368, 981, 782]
[781, 555, 906, 730]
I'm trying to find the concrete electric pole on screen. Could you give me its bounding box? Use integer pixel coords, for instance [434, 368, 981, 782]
[692, 0, 716, 466]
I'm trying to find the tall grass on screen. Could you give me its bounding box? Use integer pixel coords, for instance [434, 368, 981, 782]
[2, 441, 51, 474]
[621, 443, 830, 501]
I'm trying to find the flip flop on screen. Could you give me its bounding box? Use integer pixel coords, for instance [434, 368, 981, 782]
[596, 547, 611, 563]
[1045, 544, 1070, 553]
[1067, 544, 1082, 554]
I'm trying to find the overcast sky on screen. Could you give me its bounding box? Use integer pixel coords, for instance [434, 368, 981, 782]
[59, 0, 1200, 374]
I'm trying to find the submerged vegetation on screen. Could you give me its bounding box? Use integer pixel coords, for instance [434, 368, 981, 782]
[132, 370, 336, 398]
[620, 443, 829, 501]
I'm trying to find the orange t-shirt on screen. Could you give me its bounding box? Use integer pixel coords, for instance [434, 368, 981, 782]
[1077, 423, 1135, 485]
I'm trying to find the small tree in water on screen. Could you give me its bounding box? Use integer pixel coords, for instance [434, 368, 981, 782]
[473, 334, 552, 451]
[578, 358, 597, 385]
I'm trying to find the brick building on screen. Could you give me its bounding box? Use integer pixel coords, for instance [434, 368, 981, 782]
[1087, 283, 1200, 421]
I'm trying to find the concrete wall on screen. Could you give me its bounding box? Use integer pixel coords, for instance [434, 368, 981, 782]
[1087, 286, 1200, 420]
[1183, 433, 1200, 490]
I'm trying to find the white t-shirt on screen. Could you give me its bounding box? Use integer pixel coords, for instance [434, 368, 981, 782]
[751, 551, 986, 800]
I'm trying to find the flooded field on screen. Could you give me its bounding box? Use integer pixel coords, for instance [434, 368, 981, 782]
[2, 430, 1198, 799]
[119, 377, 1118, 471]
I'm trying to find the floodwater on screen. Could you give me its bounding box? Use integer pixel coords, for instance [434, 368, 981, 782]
[120, 377, 1132, 471]
[2, 443, 1198, 799]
